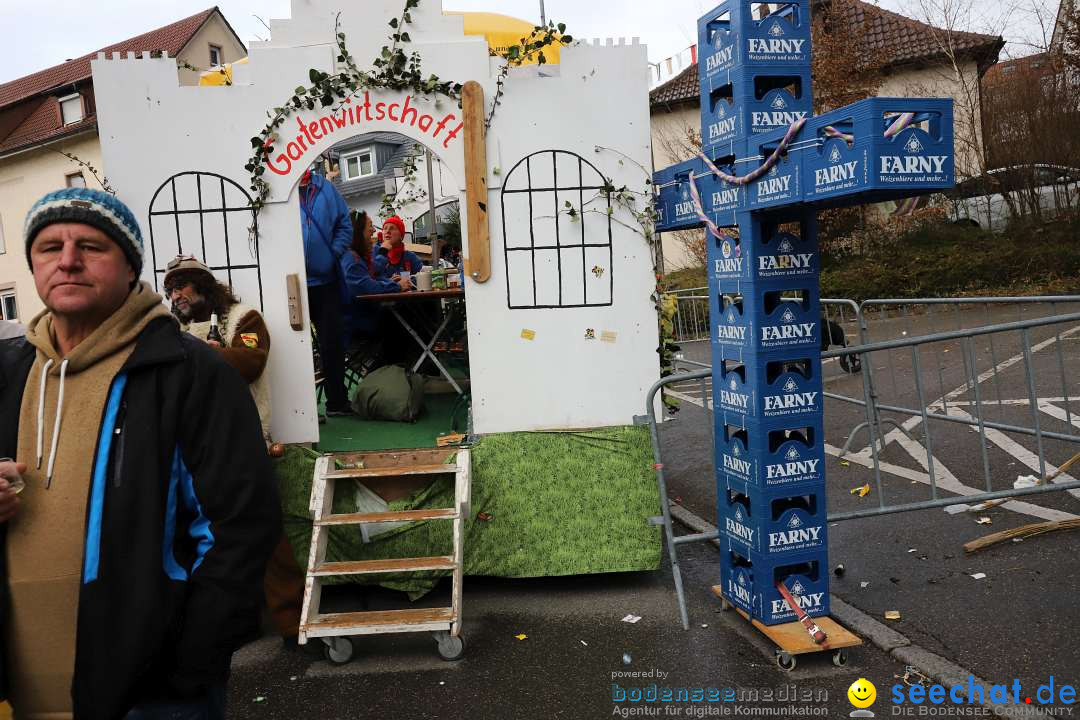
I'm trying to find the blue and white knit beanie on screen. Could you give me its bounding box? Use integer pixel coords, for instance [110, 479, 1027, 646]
[24, 188, 144, 275]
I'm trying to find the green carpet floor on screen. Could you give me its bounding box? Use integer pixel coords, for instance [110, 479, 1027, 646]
[316, 392, 467, 452]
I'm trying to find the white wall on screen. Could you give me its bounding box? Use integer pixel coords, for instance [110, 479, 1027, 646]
[92, 0, 659, 441]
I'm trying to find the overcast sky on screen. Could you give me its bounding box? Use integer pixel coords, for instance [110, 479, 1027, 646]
[0, 0, 1058, 84]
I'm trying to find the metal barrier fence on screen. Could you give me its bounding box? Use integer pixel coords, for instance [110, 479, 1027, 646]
[648, 303, 1080, 628]
[668, 287, 710, 343]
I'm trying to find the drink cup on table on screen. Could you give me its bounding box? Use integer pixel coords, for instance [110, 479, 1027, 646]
[400, 270, 412, 289]
[0, 457, 26, 495]
[417, 270, 433, 292]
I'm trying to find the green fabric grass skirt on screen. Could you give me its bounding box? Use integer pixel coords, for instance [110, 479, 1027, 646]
[276, 426, 662, 599]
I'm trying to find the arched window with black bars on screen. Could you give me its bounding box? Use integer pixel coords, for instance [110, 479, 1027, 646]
[500, 150, 614, 309]
[147, 171, 263, 309]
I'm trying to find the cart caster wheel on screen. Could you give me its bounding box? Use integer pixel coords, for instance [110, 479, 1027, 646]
[832, 649, 849, 667]
[720, 598, 733, 611]
[776, 652, 797, 672]
[840, 352, 862, 374]
[436, 633, 466, 661]
[322, 636, 355, 665]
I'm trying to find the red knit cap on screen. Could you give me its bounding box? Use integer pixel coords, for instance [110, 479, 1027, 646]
[383, 215, 406, 239]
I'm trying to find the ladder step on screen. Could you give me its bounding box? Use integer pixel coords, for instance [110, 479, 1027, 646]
[324, 463, 455, 480]
[312, 556, 456, 576]
[316, 508, 457, 525]
[302, 607, 454, 633]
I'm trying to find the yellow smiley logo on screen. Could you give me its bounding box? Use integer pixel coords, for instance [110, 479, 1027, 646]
[848, 678, 877, 709]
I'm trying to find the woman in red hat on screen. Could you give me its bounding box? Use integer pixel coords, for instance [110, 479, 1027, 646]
[373, 215, 424, 280]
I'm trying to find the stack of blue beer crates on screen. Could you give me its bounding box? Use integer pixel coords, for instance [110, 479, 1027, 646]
[699, 0, 830, 627]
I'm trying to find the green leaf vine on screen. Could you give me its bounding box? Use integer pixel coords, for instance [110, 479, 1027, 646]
[485, 22, 573, 129]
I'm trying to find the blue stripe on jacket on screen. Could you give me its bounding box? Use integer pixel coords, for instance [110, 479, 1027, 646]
[176, 450, 215, 572]
[83, 373, 128, 584]
[163, 450, 188, 580]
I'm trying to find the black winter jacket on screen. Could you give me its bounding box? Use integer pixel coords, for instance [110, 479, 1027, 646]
[0, 315, 280, 718]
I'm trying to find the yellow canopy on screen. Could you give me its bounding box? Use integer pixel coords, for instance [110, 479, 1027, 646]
[198, 11, 560, 85]
[198, 56, 248, 86]
[448, 11, 562, 65]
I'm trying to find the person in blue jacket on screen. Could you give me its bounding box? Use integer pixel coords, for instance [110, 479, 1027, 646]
[373, 215, 423, 280]
[300, 166, 353, 416]
[340, 210, 409, 349]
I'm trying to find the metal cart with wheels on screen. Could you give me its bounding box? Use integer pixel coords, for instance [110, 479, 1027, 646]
[298, 448, 471, 663]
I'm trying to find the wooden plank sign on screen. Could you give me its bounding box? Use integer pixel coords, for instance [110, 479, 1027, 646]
[461, 80, 490, 283]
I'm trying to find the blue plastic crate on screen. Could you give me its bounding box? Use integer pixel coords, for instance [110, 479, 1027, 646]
[745, 130, 806, 210]
[803, 97, 955, 207]
[713, 354, 823, 422]
[719, 475, 828, 557]
[698, 0, 812, 81]
[710, 282, 821, 354]
[700, 66, 813, 154]
[699, 143, 747, 227]
[715, 414, 825, 489]
[708, 210, 818, 285]
[653, 158, 708, 232]
[719, 546, 830, 625]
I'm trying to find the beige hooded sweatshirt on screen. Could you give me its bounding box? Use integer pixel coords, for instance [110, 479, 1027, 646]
[6, 282, 170, 719]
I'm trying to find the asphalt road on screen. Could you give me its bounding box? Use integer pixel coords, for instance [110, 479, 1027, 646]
[222, 301, 1080, 719]
[661, 302, 1080, 710]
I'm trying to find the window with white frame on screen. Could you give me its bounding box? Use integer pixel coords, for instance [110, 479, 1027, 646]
[340, 148, 376, 181]
[59, 94, 83, 125]
[1, 290, 17, 321]
[66, 172, 86, 188]
[209, 44, 223, 66]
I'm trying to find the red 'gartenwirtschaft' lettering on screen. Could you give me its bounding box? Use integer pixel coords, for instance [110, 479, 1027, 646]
[266, 91, 462, 175]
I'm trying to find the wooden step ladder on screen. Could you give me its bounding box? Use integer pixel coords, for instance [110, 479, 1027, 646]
[298, 448, 471, 662]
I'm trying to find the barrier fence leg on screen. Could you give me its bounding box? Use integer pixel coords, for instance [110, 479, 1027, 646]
[1021, 329, 1048, 481]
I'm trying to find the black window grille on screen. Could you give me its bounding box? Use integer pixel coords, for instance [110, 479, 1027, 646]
[501, 150, 614, 309]
[148, 172, 263, 309]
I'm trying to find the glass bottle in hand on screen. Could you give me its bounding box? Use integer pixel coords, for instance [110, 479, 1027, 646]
[207, 313, 225, 345]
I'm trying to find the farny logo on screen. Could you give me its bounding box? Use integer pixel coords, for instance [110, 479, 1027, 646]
[756, 162, 793, 199]
[752, 95, 807, 128]
[762, 307, 815, 343]
[725, 508, 755, 544]
[769, 21, 786, 37]
[709, 107, 738, 140]
[767, 445, 821, 480]
[769, 515, 823, 549]
[881, 131, 947, 175]
[829, 146, 843, 163]
[720, 376, 749, 410]
[771, 581, 824, 615]
[706, 42, 735, 72]
[715, 238, 743, 273]
[674, 184, 694, 218]
[723, 441, 751, 477]
[717, 309, 747, 343]
[764, 381, 818, 412]
[712, 184, 742, 210]
[816, 149, 859, 187]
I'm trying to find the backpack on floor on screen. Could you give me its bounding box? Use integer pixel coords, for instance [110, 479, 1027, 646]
[350, 364, 426, 422]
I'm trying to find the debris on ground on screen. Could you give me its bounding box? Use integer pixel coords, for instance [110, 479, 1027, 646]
[970, 573, 987, 580]
[860, 581, 870, 588]
[623, 653, 632, 665]
[976, 517, 993, 525]
[834, 564, 846, 576]
[253, 697, 267, 703]
[621, 614, 642, 624]
[1014, 475, 1039, 489]
[850, 484, 871, 498]
[885, 611, 901, 621]
[515, 633, 528, 640]
[964, 518, 1080, 553]
[945, 504, 970, 515]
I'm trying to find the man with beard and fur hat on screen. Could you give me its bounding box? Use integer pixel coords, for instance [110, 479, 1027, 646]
[0, 188, 279, 719]
[163, 256, 273, 442]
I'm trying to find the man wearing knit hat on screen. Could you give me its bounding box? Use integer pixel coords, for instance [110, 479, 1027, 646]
[163, 256, 273, 442]
[374, 215, 423, 280]
[0, 188, 279, 719]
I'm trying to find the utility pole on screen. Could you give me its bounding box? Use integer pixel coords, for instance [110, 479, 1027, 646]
[425, 147, 440, 266]
[540, 0, 547, 25]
